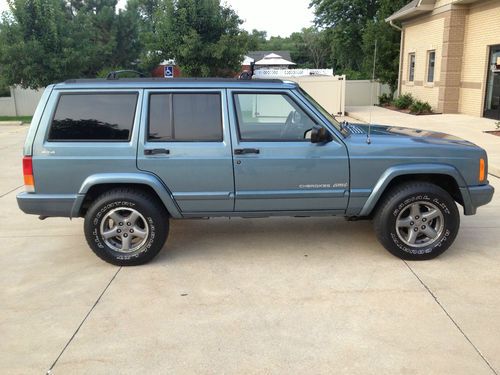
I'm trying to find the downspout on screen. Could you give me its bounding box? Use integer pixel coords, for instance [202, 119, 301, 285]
[389, 20, 404, 97]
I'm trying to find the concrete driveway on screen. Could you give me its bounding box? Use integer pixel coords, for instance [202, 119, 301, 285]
[1, 124, 499, 374]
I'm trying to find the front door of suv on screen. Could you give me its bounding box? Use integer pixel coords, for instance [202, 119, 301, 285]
[229, 90, 349, 212]
[137, 89, 234, 212]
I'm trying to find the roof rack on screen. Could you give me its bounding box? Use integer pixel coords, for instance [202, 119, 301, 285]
[106, 70, 145, 80]
[63, 77, 285, 84]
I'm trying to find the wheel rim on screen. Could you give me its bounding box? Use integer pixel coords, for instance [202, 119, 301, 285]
[100, 207, 149, 253]
[395, 201, 444, 248]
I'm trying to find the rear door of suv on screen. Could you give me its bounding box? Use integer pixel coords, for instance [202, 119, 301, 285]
[137, 89, 234, 213]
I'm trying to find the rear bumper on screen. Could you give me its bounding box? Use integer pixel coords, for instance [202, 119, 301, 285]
[461, 184, 495, 215]
[17, 192, 78, 218]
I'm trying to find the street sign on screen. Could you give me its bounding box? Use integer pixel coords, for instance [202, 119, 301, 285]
[164, 66, 174, 78]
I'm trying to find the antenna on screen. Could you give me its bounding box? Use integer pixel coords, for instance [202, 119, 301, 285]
[367, 39, 377, 145]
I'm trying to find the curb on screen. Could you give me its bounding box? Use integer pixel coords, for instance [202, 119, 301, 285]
[0, 121, 23, 126]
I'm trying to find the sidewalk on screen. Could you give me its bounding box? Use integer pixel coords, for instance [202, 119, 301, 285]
[346, 106, 500, 177]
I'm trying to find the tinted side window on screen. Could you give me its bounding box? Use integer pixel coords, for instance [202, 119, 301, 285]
[49, 93, 138, 141]
[234, 93, 315, 141]
[149, 94, 173, 141]
[148, 93, 223, 142]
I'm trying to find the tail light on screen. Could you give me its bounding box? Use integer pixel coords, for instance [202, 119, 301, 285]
[23, 156, 35, 192]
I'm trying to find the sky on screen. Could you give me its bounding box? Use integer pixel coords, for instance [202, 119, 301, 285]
[0, 0, 315, 38]
[221, 0, 315, 37]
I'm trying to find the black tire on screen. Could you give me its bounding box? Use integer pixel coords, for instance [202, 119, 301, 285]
[84, 188, 169, 266]
[374, 182, 460, 260]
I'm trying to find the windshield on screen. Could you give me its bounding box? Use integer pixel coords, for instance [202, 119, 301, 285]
[298, 87, 342, 132]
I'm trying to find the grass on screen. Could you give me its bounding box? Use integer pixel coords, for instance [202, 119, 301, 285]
[0, 116, 32, 123]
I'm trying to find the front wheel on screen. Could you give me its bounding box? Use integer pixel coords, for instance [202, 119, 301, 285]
[84, 188, 169, 266]
[374, 182, 460, 260]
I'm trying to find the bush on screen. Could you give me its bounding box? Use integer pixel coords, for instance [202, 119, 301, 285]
[409, 100, 433, 115]
[378, 93, 392, 106]
[341, 69, 370, 80]
[0, 85, 10, 98]
[393, 93, 414, 109]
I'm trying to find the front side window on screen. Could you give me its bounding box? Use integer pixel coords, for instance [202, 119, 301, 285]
[148, 93, 222, 142]
[49, 93, 138, 141]
[409, 53, 416, 82]
[427, 50, 436, 83]
[234, 93, 315, 141]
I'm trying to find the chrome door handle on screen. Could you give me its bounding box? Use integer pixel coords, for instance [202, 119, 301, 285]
[234, 148, 260, 155]
[144, 148, 170, 155]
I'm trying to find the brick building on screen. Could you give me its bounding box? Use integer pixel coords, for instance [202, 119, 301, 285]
[387, 0, 500, 119]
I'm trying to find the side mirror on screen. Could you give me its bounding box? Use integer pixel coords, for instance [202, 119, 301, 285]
[311, 125, 333, 144]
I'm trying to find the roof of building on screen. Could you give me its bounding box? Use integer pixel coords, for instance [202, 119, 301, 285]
[386, 0, 436, 22]
[242, 55, 255, 65]
[255, 53, 296, 66]
[246, 50, 292, 63]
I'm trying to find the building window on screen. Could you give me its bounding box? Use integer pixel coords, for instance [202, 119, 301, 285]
[427, 51, 436, 83]
[408, 53, 416, 82]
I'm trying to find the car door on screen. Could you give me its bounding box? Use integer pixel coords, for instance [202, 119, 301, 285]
[228, 89, 349, 212]
[137, 89, 234, 213]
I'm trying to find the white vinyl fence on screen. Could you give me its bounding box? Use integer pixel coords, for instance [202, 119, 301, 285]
[288, 75, 347, 116]
[345, 80, 391, 107]
[0, 80, 391, 118]
[257, 72, 391, 116]
[0, 95, 16, 116]
[0, 87, 45, 117]
[253, 69, 335, 79]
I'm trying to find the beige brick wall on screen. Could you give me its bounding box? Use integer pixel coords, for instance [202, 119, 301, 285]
[459, 1, 500, 116]
[401, 17, 445, 110]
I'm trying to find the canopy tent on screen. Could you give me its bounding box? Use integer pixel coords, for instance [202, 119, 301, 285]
[255, 53, 296, 66]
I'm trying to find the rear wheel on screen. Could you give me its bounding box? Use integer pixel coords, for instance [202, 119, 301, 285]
[374, 182, 460, 260]
[84, 188, 169, 266]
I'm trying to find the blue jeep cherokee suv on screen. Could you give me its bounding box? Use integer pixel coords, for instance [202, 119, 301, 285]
[17, 78, 494, 265]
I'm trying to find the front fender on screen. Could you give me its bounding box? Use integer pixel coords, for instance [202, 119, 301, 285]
[359, 164, 467, 216]
[71, 172, 183, 218]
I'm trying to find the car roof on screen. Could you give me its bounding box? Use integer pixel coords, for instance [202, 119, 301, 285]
[54, 78, 298, 90]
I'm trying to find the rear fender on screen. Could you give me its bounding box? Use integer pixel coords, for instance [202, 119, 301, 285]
[72, 172, 182, 218]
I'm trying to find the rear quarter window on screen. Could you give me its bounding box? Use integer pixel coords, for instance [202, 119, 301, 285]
[48, 93, 138, 141]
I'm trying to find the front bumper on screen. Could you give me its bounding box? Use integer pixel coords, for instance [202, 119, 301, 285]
[17, 192, 78, 218]
[460, 184, 495, 215]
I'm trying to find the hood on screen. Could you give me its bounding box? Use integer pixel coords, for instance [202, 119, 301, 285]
[345, 123, 474, 145]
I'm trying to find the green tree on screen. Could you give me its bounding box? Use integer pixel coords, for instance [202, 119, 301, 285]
[301, 27, 329, 68]
[68, 0, 142, 76]
[243, 29, 267, 51]
[362, 0, 408, 94]
[242, 27, 330, 69]
[127, 0, 163, 71]
[311, 0, 378, 72]
[0, 0, 79, 88]
[0, 0, 142, 88]
[153, 0, 247, 77]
